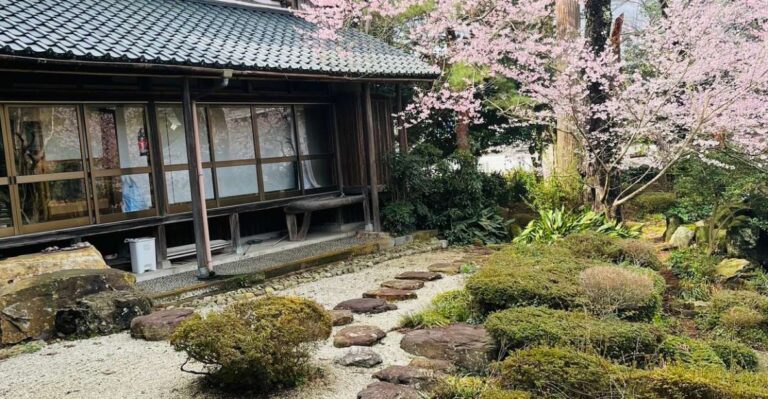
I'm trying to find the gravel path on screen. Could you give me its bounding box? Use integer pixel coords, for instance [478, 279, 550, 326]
[0, 249, 467, 399]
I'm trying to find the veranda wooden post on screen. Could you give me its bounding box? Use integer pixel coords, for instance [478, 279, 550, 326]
[395, 83, 408, 154]
[182, 77, 213, 278]
[363, 83, 381, 232]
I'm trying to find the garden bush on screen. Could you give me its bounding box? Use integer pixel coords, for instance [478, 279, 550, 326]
[467, 243, 663, 319]
[668, 248, 720, 300]
[401, 289, 475, 329]
[579, 265, 660, 319]
[626, 191, 676, 219]
[709, 339, 759, 371]
[381, 201, 417, 236]
[562, 231, 662, 269]
[657, 336, 725, 369]
[698, 289, 768, 349]
[170, 296, 332, 392]
[495, 347, 628, 399]
[484, 307, 665, 365]
[467, 244, 592, 313]
[429, 376, 532, 399]
[630, 365, 768, 399]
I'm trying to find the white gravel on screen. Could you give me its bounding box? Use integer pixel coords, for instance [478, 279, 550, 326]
[0, 249, 467, 399]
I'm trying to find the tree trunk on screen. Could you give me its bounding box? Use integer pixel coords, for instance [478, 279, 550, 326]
[455, 114, 470, 151]
[552, 0, 581, 178]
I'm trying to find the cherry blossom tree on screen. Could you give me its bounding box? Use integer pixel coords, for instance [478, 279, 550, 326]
[298, 0, 768, 215]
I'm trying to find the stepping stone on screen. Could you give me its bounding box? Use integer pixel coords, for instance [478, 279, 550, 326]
[334, 348, 383, 368]
[130, 308, 195, 341]
[334, 298, 398, 314]
[409, 357, 456, 373]
[334, 325, 386, 348]
[381, 279, 424, 290]
[357, 381, 420, 399]
[427, 262, 461, 275]
[400, 324, 496, 371]
[373, 365, 434, 389]
[395, 271, 442, 281]
[330, 309, 354, 326]
[363, 288, 417, 302]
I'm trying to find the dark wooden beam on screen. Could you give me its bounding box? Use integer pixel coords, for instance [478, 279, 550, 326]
[182, 77, 213, 278]
[396, 84, 408, 154]
[362, 83, 381, 231]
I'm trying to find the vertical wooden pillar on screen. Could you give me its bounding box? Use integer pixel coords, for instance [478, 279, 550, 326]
[362, 83, 381, 232]
[395, 84, 408, 154]
[229, 213, 242, 255]
[182, 77, 213, 278]
[155, 224, 169, 269]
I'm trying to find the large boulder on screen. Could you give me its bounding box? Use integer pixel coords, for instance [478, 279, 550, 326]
[0, 268, 135, 344]
[400, 324, 496, 371]
[726, 225, 761, 259]
[56, 290, 152, 337]
[669, 226, 695, 248]
[664, 215, 683, 242]
[715, 258, 753, 282]
[130, 308, 194, 341]
[0, 245, 107, 287]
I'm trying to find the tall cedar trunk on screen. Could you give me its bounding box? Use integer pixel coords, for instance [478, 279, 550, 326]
[584, 0, 614, 214]
[553, 0, 581, 178]
[455, 113, 470, 151]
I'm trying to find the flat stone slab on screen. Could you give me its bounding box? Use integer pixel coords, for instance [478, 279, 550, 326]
[363, 288, 417, 302]
[334, 325, 386, 348]
[130, 308, 195, 341]
[409, 357, 456, 373]
[334, 298, 398, 314]
[330, 309, 354, 326]
[427, 262, 461, 275]
[381, 280, 424, 290]
[395, 271, 442, 281]
[334, 347, 383, 368]
[400, 324, 496, 371]
[373, 365, 434, 388]
[357, 381, 420, 399]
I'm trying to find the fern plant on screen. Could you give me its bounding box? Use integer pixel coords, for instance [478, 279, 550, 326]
[514, 208, 641, 243]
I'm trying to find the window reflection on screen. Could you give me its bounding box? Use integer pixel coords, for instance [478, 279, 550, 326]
[19, 179, 88, 225]
[86, 106, 150, 169]
[263, 162, 298, 192]
[9, 106, 83, 175]
[296, 105, 332, 155]
[0, 186, 12, 229]
[302, 159, 333, 189]
[165, 169, 214, 205]
[156, 106, 211, 165]
[96, 173, 154, 215]
[216, 165, 258, 198]
[256, 107, 295, 158]
[208, 107, 255, 161]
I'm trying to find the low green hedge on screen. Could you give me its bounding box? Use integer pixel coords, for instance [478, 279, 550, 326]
[494, 347, 768, 399]
[484, 307, 665, 365]
[698, 290, 768, 350]
[625, 191, 676, 218]
[658, 336, 725, 369]
[562, 232, 662, 270]
[709, 339, 760, 371]
[467, 243, 664, 320]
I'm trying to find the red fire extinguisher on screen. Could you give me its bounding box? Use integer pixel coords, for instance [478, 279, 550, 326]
[137, 128, 149, 156]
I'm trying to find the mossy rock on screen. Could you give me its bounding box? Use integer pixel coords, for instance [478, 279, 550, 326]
[0, 268, 136, 344]
[485, 307, 665, 365]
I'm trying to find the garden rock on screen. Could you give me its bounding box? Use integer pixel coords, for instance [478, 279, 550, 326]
[400, 324, 496, 371]
[427, 262, 461, 275]
[330, 309, 354, 326]
[669, 226, 695, 248]
[55, 290, 152, 337]
[0, 245, 107, 288]
[357, 381, 420, 399]
[725, 225, 761, 259]
[363, 288, 417, 301]
[381, 280, 424, 290]
[333, 347, 382, 367]
[715, 258, 753, 282]
[334, 325, 386, 347]
[130, 308, 195, 341]
[334, 298, 397, 314]
[409, 357, 456, 373]
[373, 365, 434, 388]
[664, 214, 683, 242]
[0, 268, 135, 344]
[395, 271, 442, 281]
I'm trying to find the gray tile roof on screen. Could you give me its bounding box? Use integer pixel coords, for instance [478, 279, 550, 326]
[0, 0, 438, 79]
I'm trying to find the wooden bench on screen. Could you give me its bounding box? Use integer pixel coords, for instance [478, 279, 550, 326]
[284, 194, 370, 241]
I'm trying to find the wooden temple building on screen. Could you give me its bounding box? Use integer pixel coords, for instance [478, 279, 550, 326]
[0, 0, 437, 277]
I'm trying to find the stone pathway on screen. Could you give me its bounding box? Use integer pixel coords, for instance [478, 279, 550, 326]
[0, 246, 493, 399]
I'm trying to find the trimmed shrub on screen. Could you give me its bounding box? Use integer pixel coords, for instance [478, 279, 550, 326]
[562, 232, 662, 270]
[484, 307, 664, 365]
[401, 289, 475, 329]
[171, 296, 332, 392]
[579, 266, 657, 318]
[698, 290, 768, 349]
[657, 336, 725, 369]
[630, 366, 768, 399]
[709, 339, 759, 371]
[496, 347, 628, 399]
[616, 239, 663, 270]
[626, 191, 676, 218]
[467, 244, 591, 313]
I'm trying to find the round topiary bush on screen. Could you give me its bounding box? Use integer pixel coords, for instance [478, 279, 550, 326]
[170, 296, 332, 392]
[579, 265, 664, 321]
